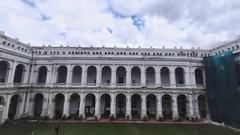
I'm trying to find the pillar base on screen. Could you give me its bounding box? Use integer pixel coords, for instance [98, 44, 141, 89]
[94, 114, 101, 120]
[125, 114, 132, 120]
[156, 114, 163, 120]
[141, 114, 148, 120]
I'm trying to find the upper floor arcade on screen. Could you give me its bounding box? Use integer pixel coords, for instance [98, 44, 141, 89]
[0, 59, 205, 89]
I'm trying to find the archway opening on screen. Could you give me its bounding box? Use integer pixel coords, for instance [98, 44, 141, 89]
[0, 96, 4, 119]
[147, 94, 157, 118]
[131, 94, 141, 118]
[116, 94, 126, 118]
[37, 66, 47, 84]
[195, 68, 204, 85]
[175, 67, 185, 85]
[87, 66, 97, 85]
[162, 94, 172, 119]
[0, 61, 9, 83]
[131, 67, 141, 86]
[198, 95, 207, 119]
[146, 67, 155, 86]
[116, 66, 126, 86]
[8, 95, 20, 119]
[85, 94, 95, 117]
[177, 94, 187, 119]
[100, 94, 111, 118]
[13, 64, 25, 83]
[0, 96, 4, 105]
[56, 66, 67, 83]
[161, 67, 170, 86]
[54, 94, 65, 119]
[101, 66, 111, 86]
[33, 93, 44, 118]
[69, 93, 80, 118]
[72, 66, 82, 84]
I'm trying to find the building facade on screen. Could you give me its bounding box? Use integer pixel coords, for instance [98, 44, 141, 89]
[0, 32, 240, 123]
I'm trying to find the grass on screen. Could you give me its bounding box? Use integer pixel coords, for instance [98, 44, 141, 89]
[0, 122, 240, 135]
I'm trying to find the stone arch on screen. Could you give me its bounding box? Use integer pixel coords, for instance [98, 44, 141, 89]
[146, 94, 157, 118]
[116, 66, 126, 86]
[37, 66, 47, 84]
[116, 94, 126, 118]
[0, 61, 10, 83]
[33, 93, 44, 118]
[195, 68, 204, 85]
[8, 94, 21, 119]
[131, 94, 141, 118]
[162, 94, 172, 119]
[72, 66, 82, 84]
[85, 93, 95, 117]
[146, 67, 155, 86]
[54, 93, 65, 119]
[198, 95, 207, 118]
[101, 66, 111, 85]
[161, 67, 170, 86]
[100, 93, 111, 118]
[87, 66, 97, 85]
[56, 66, 67, 83]
[13, 64, 25, 83]
[131, 66, 141, 86]
[69, 93, 80, 117]
[177, 94, 187, 118]
[175, 67, 185, 85]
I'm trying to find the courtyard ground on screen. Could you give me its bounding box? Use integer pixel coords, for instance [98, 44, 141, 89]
[0, 121, 240, 135]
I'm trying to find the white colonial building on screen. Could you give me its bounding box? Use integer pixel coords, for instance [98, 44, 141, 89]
[0, 32, 240, 123]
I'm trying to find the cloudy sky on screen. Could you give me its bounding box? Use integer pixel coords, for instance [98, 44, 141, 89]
[0, 0, 240, 48]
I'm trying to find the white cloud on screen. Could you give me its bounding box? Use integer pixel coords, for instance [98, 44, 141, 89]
[0, 0, 240, 48]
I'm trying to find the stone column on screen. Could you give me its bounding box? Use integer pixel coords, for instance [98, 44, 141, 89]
[63, 93, 70, 117]
[141, 94, 147, 119]
[140, 66, 146, 87]
[187, 94, 194, 119]
[41, 93, 48, 117]
[185, 66, 191, 88]
[47, 93, 54, 118]
[2, 94, 11, 121]
[94, 93, 100, 119]
[79, 93, 85, 118]
[110, 93, 116, 118]
[126, 94, 132, 119]
[25, 93, 33, 116]
[81, 65, 87, 86]
[194, 95, 200, 119]
[126, 65, 131, 87]
[23, 65, 30, 86]
[155, 66, 161, 87]
[50, 64, 57, 87]
[191, 68, 196, 88]
[29, 65, 37, 85]
[156, 94, 163, 119]
[202, 70, 206, 86]
[96, 65, 102, 87]
[66, 65, 72, 87]
[46, 66, 52, 87]
[7, 61, 16, 86]
[111, 65, 116, 87]
[17, 93, 26, 118]
[172, 94, 178, 119]
[170, 66, 176, 88]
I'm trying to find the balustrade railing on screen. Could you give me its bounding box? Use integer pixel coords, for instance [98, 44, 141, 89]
[0, 82, 205, 89]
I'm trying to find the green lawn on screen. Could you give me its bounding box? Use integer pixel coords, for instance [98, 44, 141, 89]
[0, 122, 240, 135]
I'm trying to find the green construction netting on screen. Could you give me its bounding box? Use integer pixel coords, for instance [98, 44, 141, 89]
[203, 52, 240, 128]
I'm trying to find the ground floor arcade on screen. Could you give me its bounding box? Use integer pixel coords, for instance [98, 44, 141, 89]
[0, 89, 207, 122]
